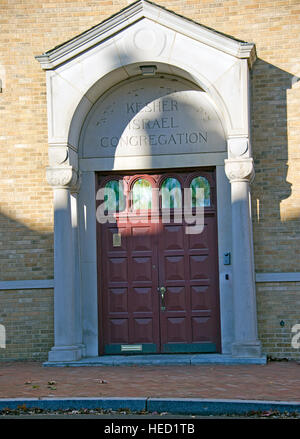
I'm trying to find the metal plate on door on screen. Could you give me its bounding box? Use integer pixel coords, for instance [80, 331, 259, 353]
[113, 232, 122, 247]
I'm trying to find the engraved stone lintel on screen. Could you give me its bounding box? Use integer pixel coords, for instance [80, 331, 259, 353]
[224, 158, 255, 183]
[46, 166, 79, 190]
[82, 76, 226, 159]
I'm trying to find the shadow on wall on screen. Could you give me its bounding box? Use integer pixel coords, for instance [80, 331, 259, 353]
[0, 211, 54, 361]
[250, 59, 300, 273]
[0, 210, 53, 281]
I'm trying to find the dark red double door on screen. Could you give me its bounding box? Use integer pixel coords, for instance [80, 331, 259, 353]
[97, 170, 221, 355]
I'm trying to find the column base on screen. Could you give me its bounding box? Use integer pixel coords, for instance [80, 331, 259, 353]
[231, 341, 262, 358]
[48, 345, 82, 362]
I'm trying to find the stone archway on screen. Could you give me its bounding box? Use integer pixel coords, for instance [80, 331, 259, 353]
[36, 0, 263, 362]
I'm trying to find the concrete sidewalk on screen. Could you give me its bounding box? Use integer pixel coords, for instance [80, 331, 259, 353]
[0, 360, 299, 416]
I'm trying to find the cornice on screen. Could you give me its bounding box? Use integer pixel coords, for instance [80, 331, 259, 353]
[35, 0, 256, 70]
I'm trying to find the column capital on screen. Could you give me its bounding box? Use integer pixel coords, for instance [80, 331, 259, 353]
[224, 158, 255, 183]
[46, 166, 79, 190]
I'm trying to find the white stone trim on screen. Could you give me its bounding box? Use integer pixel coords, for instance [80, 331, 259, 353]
[216, 165, 233, 354]
[255, 273, 300, 283]
[0, 280, 54, 290]
[78, 171, 98, 357]
[79, 153, 227, 172]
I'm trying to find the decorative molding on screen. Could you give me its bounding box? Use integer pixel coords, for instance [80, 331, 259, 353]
[46, 166, 78, 189]
[0, 280, 54, 290]
[48, 146, 69, 166]
[237, 42, 257, 68]
[255, 273, 300, 283]
[132, 26, 165, 53]
[228, 137, 249, 157]
[224, 158, 255, 183]
[35, 0, 256, 70]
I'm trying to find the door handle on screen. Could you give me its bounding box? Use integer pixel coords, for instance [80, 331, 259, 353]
[157, 286, 166, 311]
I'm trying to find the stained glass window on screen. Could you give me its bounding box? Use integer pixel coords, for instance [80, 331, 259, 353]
[190, 176, 210, 207]
[104, 180, 125, 212]
[132, 178, 152, 210]
[161, 178, 182, 208]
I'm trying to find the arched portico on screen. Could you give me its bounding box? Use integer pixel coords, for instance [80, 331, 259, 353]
[37, 0, 263, 362]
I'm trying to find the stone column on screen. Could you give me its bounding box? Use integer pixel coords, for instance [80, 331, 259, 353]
[46, 167, 82, 362]
[225, 158, 262, 358]
[70, 179, 86, 357]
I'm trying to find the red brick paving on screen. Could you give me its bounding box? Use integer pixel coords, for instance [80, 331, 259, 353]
[0, 361, 299, 401]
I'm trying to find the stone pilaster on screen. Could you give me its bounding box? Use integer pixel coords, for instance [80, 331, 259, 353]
[46, 166, 82, 362]
[225, 158, 262, 358]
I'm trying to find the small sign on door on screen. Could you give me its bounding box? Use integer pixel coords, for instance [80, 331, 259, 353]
[113, 232, 122, 247]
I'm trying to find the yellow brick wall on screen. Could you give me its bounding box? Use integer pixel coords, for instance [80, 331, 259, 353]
[0, 0, 299, 360]
[256, 282, 300, 361]
[0, 289, 54, 361]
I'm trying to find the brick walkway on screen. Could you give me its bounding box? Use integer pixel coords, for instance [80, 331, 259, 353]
[0, 361, 299, 401]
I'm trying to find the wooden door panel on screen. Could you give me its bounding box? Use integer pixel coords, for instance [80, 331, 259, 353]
[190, 286, 210, 310]
[164, 255, 185, 281]
[188, 227, 209, 250]
[128, 219, 159, 350]
[132, 318, 154, 343]
[158, 197, 219, 353]
[99, 208, 160, 354]
[109, 319, 129, 344]
[166, 286, 186, 311]
[162, 224, 184, 250]
[108, 287, 128, 313]
[191, 316, 213, 342]
[98, 170, 220, 355]
[131, 257, 152, 282]
[131, 287, 153, 312]
[131, 226, 152, 251]
[108, 257, 128, 282]
[189, 254, 210, 280]
[166, 317, 187, 343]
